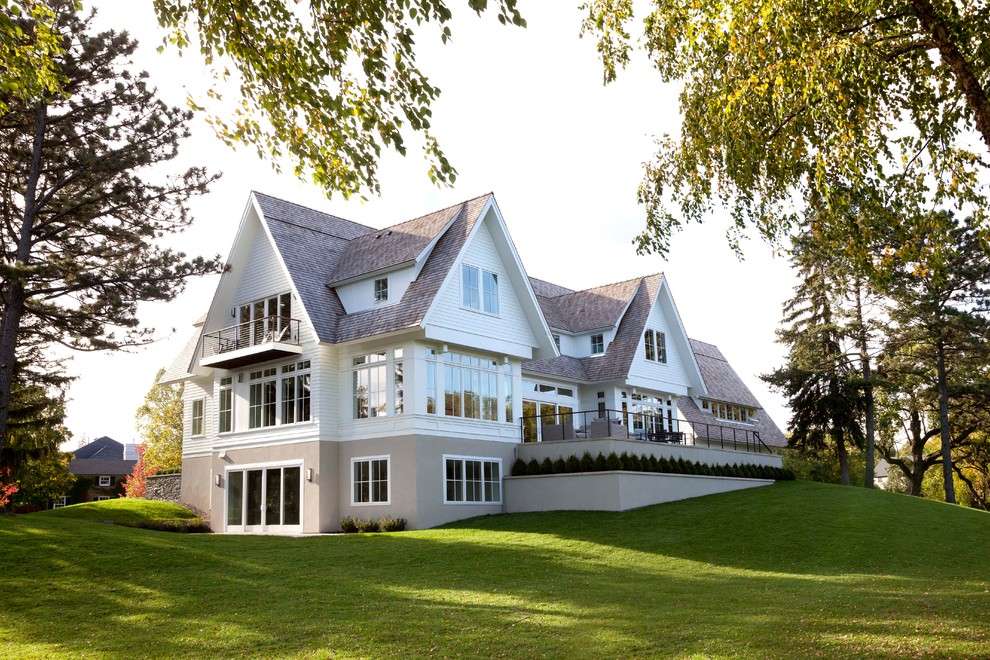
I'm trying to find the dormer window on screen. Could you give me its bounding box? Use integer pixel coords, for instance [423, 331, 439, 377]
[374, 277, 388, 303]
[462, 265, 499, 315]
[591, 333, 604, 355]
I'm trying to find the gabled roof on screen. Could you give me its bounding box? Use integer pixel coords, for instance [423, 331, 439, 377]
[255, 192, 375, 343]
[73, 436, 123, 460]
[534, 276, 643, 333]
[328, 201, 464, 285]
[335, 194, 492, 343]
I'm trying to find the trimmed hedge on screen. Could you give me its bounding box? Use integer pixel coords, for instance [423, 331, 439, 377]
[340, 515, 407, 533]
[511, 452, 795, 481]
[112, 518, 211, 533]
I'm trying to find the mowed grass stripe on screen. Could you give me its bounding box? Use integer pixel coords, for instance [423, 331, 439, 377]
[1, 481, 988, 658]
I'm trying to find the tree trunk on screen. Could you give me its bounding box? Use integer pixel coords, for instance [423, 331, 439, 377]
[911, 0, 990, 156]
[907, 409, 925, 496]
[0, 103, 46, 468]
[835, 429, 851, 486]
[934, 338, 956, 504]
[855, 282, 876, 489]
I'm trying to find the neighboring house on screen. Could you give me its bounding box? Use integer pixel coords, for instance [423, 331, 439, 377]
[163, 192, 787, 533]
[65, 436, 135, 504]
[875, 459, 890, 490]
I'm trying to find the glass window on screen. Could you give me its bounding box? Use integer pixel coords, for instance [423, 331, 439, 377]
[482, 270, 499, 315]
[591, 333, 604, 355]
[281, 360, 311, 424]
[522, 400, 537, 442]
[462, 264, 480, 309]
[644, 329, 656, 361]
[218, 377, 233, 433]
[99, 475, 111, 487]
[249, 367, 278, 429]
[443, 351, 498, 421]
[191, 399, 205, 436]
[374, 277, 388, 303]
[353, 457, 389, 504]
[445, 457, 501, 503]
[656, 331, 667, 363]
[426, 353, 437, 415]
[504, 363, 513, 424]
[552, 334, 560, 351]
[394, 358, 404, 414]
[227, 471, 242, 526]
[352, 353, 387, 419]
[227, 466, 301, 529]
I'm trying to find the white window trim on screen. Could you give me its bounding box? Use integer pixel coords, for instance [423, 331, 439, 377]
[442, 454, 503, 505]
[590, 333, 605, 356]
[374, 277, 389, 304]
[191, 398, 205, 437]
[223, 459, 306, 533]
[351, 455, 391, 506]
[460, 263, 500, 317]
[98, 475, 111, 487]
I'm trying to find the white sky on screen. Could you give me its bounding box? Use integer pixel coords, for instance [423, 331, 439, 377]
[65, 1, 796, 447]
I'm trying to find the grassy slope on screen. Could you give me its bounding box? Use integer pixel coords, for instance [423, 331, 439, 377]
[1, 482, 988, 658]
[41, 498, 199, 522]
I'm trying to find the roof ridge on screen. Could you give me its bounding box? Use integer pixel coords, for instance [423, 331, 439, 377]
[264, 214, 372, 241]
[560, 273, 657, 298]
[378, 192, 492, 232]
[252, 190, 376, 233]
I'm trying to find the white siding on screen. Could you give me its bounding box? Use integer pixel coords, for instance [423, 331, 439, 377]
[627, 294, 690, 395]
[425, 219, 536, 357]
[182, 377, 213, 457]
[336, 266, 417, 314]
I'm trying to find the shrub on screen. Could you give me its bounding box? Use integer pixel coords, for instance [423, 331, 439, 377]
[379, 516, 406, 532]
[580, 452, 595, 472]
[606, 452, 622, 470]
[594, 452, 608, 471]
[619, 452, 632, 470]
[552, 457, 567, 474]
[658, 457, 672, 473]
[115, 518, 211, 533]
[340, 516, 359, 533]
[565, 455, 582, 473]
[356, 517, 381, 533]
[628, 454, 643, 471]
[526, 458, 541, 476]
[512, 458, 527, 477]
[647, 455, 660, 472]
[541, 457, 554, 475]
[13, 503, 42, 514]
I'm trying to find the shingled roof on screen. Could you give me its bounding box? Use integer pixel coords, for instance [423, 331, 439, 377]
[523, 274, 664, 382]
[689, 339, 761, 408]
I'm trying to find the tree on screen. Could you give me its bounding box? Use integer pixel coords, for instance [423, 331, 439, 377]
[0, 0, 66, 112]
[763, 230, 865, 485]
[881, 212, 990, 503]
[0, 2, 223, 467]
[582, 1, 990, 256]
[122, 443, 154, 498]
[135, 368, 183, 473]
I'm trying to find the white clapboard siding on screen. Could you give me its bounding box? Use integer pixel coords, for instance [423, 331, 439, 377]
[627, 294, 691, 393]
[426, 220, 536, 355]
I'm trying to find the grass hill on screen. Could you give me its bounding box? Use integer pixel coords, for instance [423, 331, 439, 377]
[1, 481, 988, 658]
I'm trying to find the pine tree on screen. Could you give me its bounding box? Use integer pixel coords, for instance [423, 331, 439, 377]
[0, 2, 221, 466]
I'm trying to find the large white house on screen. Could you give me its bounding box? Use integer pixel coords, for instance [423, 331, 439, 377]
[163, 192, 786, 533]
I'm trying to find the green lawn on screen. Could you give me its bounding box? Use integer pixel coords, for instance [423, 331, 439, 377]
[1, 482, 988, 658]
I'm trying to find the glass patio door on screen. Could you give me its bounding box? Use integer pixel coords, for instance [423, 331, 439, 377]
[225, 465, 303, 533]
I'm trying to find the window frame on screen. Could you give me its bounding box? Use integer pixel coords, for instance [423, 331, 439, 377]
[98, 476, 111, 487]
[351, 455, 391, 505]
[591, 333, 605, 355]
[249, 367, 278, 429]
[281, 360, 312, 425]
[218, 376, 233, 434]
[191, 398, 205, 436]
[462, 264, 500, 316]
[443, 455, 502, 505]
[374, 277, 389, 304]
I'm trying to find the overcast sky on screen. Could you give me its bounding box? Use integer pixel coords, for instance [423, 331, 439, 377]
[65, 1, 797, 447]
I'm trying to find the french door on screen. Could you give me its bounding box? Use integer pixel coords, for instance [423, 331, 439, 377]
[226, 464, 302, 533]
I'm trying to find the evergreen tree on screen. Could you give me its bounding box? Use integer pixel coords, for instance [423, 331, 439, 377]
[0, 2, 221, 466]
[764, 230, 865, 485]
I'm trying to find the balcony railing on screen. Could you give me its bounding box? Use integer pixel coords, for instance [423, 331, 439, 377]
[200, 315, 301, 363]
[519, 408, 771, 454]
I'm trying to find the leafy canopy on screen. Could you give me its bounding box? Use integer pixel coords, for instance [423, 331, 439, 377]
[152, 0, 526, 198]
[582, 0, 990, 255]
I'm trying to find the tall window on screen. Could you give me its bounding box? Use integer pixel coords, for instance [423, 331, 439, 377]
[504, 363, 513, 424]
[352, 456, 390, 504]
[191, 399, 205, 436]
[426, 349, 437, 415]
[444, 456, 501, 503]
[353, 352, 387, 419]
[238, 292, 292, 345]
[393, 348, 404, 414]
[226, 465, 301, 529]
[462, 264, 480, 309]
[374, 277, 388, 303]
[281, 360, 312, 424]
[218, 377, 233, 433]
[444, 352, 498, 421]
[482, 270, 499, 314]
[644, 329, 667, 364]
[591, 333, 604, 355]
[462, 265, 499, 315]
[249, 367, 278, 428]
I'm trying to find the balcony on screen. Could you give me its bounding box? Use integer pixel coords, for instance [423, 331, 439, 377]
[520, 408, 772, 454]
[200, 316, 302, 369]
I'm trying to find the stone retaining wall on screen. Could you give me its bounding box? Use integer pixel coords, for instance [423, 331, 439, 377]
[145, 473, 182, 502]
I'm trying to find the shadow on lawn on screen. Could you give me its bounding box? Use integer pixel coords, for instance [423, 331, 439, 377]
[2, 489, 990, 659]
